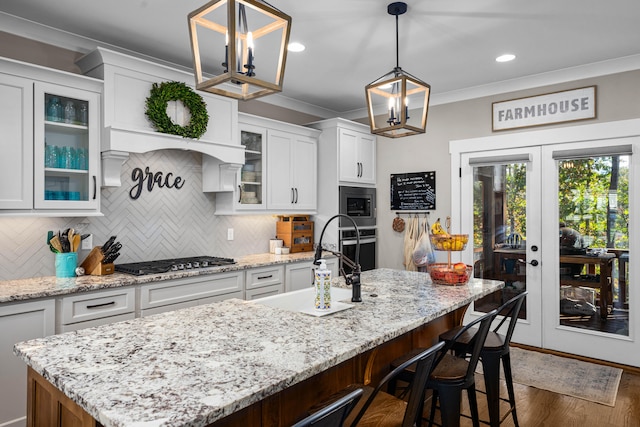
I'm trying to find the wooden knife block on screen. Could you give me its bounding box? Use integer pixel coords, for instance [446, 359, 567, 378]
[80, 247, 114, 275]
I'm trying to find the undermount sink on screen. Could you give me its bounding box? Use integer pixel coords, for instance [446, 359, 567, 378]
[253, 287, 354, 317]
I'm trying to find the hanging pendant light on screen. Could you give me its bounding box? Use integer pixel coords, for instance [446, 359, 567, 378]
[365, 2, 431, 138]
[188, 0, 291, 101]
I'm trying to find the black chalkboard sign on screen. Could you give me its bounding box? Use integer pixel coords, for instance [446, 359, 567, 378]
[390, 171, 436, 211]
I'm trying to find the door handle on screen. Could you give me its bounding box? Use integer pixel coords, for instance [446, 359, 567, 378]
[294, 188, 298, 203]
[92, 175, 97, 200]
[291, 188, 295, 203]
[238, 185, 242, 203]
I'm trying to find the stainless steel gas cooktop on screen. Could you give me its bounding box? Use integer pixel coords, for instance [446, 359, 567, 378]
[115, 256, 236, 276]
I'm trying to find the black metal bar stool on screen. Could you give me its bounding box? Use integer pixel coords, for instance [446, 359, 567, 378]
[388, 308, 498, 427]
[291, 387, 363, 427]
[439, 291, 527, 427]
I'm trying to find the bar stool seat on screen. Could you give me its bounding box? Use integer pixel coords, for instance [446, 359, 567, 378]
[388, 309, 499, 427]
[309, 341, 445, 427]
[439, 291, 527, 427]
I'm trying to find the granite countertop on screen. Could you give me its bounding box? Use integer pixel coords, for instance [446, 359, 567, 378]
[13, 268, 503, 427]
[0, 252, 324, 304]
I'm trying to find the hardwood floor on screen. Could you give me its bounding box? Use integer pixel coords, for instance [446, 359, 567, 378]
[425, 369, 640, 427]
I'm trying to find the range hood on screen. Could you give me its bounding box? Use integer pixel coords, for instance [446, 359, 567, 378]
[77, 48, 244, 189]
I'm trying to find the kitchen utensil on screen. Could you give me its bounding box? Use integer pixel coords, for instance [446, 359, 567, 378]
[47, 231, 59, 253]
[49, 235, 63, 253]
[103, 251, 120, 264]
[103, 242, 122, 260]
[392, 216, 405, 232]
[59, 229, 70, 253]
[72, 234, 81, 252]
[101, 236, 116, 253]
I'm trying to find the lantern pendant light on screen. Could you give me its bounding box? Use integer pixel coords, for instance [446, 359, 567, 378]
[188, 0, 291, 101]
[365, 2, 431, 138]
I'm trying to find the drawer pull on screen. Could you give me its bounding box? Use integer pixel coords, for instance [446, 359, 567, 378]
[86, 301, 116, 309]
[257, 274, 273, 280]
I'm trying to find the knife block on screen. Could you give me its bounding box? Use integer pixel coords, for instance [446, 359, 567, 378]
[80, 247, 114, 275]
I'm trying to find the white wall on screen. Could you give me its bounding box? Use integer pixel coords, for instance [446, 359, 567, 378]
[376, 70, 640, 270]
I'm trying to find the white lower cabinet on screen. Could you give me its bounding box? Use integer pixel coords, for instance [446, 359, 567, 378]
[285, 258, 338, 292]
[138, 272, 243, 316]
[56, 288, 136, 333]
[0, 299, 55, 427]
[244, 265, 284, 300]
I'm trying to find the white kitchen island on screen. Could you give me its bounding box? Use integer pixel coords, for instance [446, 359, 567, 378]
[14, 268, 503, 427]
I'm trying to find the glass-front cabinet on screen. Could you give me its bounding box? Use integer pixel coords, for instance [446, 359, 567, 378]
[33, 83, 99, 210]
[237, 123, 265, 209]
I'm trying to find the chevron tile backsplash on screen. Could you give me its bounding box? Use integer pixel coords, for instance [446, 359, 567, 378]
[0, 150, 278, 280]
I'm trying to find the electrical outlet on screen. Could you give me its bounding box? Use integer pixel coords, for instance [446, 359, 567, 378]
[81, 234, 93, 250]
[227, 228, 234, 241]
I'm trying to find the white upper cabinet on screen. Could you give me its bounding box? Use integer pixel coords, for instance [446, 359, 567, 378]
[0, 73, 33, 210]
[338, 128, 376, 185]
[34, 82, 100, 211]
[215, 113, 319, 215]
[309, 118, 377, 187]
[266, 129, 317, 211]
[0, 57, 102, 216]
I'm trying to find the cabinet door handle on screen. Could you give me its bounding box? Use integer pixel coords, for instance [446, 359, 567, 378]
[238, 185, 242, 203]
[92, 175, 97, 200]
[291, 188, 295, 203]
[294, 188, 298, 203]
[86, 301, 116, 309]
[257, 274, 273, 280]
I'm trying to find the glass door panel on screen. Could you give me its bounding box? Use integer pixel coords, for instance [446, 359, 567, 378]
[556, 155, 630, 337]
[34, 82, 99, 210]
[238, 126, 264, 208]
[541, 138, 637, 366]
[460, 148, 542, 347]
[472, 162, 528, 319]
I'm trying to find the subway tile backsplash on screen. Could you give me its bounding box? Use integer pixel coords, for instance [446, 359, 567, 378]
[0, 150, 277, 280]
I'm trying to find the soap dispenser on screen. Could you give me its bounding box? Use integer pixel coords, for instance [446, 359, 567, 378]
[314, 259, 331, 310]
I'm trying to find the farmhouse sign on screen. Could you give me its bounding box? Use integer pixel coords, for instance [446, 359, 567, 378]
[492, 86, 596, 131]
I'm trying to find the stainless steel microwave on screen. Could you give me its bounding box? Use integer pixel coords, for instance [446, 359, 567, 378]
[339, 186, 376, 228]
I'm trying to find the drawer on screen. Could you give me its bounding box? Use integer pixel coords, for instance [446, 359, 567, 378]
[245, 265, 284, 290]
[139, 291, 243, 317]
[245, 284, 283, 300]
[139, 271, 243, 310]
[58, 288, 135, 325]
[58, 313, 136, 333]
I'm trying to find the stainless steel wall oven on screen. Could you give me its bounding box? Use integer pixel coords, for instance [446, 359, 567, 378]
[340, 227, 376, 274]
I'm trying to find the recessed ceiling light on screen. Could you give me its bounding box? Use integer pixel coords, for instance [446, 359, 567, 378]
[496, 54, 516, 63]
[288, 42, 306, 52]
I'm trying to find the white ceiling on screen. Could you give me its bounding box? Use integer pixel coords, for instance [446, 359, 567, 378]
[2, 0, 640, 118]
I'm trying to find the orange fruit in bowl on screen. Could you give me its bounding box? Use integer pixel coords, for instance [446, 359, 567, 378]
[453, 262, 467, 273]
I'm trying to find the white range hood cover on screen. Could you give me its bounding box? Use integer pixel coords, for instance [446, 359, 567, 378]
[77, 48, 244, 187]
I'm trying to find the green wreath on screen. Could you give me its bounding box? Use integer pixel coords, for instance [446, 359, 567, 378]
[145, 81, 209, 139]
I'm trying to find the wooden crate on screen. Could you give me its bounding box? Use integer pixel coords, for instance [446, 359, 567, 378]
[276, 215, 314, 253]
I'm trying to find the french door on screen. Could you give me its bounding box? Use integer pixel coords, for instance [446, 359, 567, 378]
[459, 147, 542, 347]
[452, 120, 639, 366]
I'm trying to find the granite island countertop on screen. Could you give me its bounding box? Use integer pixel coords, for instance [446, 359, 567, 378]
[14, 268, 503, 427]
[0, 252, 326, 304]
